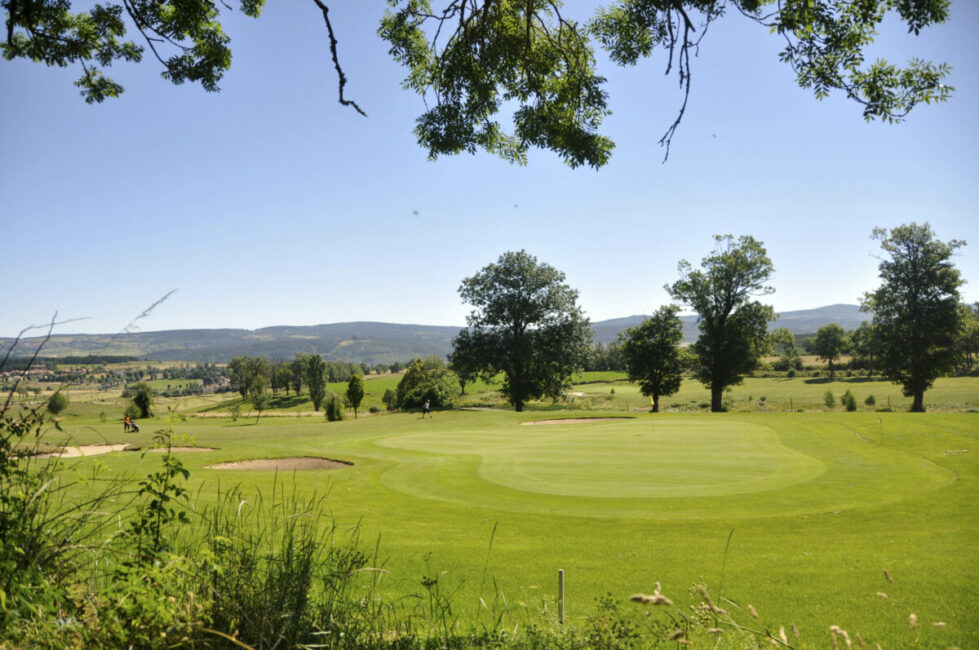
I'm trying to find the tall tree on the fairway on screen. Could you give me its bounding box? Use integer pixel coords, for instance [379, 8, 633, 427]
[861, 223, 965, 412]
[454, 251, 592, 412]
[667, 235, 775, 412]
[812, 323, 850, 378]
[306, 355, 327, 412]
[619, 305, 684, 413]
[346, 374, 365, 419]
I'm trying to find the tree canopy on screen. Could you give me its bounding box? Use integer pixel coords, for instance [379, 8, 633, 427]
[453, 250, 591, 411]
[667, 234, 775, 412]
[619, 305, 684, 412]
[811, 323, 849, 378]
[394, 356, 459, 410]
[3, 0, 953, 166]
[346, 373, 365, 418]
[861, 222, 965, 412]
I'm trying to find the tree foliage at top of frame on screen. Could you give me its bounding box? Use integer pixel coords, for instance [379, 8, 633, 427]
[3, 0, 954, 165]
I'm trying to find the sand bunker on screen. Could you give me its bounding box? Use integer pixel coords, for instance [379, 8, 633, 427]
[205, 457, 352, 471]
[144, 446, 217, 453]
[36, 443, 131, 458]
[521, 417, 633, 426]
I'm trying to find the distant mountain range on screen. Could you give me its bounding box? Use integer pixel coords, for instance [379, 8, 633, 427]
[2, 305, 867, 364]
[592, 303, 867, 344]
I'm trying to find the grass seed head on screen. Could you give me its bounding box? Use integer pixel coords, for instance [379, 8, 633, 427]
[932, 621, 946, 627]
[748, 604, 759, 619]
[779, 626, 788, 643]
[707, 627, 723, 635]
[830, 625, 852, 648]
[668, 630, 685, 641]
[791, 623, 800, 638]
[909, 613, 918, 627]
[883, 569, 894, 583]
[876, 591, 888, 599]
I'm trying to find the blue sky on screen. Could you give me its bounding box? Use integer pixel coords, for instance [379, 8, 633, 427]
[2, 2, 977, 338]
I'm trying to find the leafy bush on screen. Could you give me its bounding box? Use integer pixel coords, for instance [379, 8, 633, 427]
[46, 390, 68, 415]
[131, 382, 154, 418]
[824, 390, 835, 408]
[396, 357, 459, 410]
[325, 393, 344, 422]
[865, 394, 876, 406]
[382, 388, 397, 411]
[842, 389, 857, 412]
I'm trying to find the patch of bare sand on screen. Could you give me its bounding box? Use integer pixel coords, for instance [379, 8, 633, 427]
[36, 443, 131, 458]
[144, 446, 217, 453]
[521, 418, 633, 426]
[205, 457, 352, 471]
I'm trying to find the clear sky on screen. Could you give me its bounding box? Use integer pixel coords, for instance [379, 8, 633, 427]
[2, 2, 977, 338]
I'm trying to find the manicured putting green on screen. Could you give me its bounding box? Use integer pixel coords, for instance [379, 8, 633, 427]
[372, 415, 953, 519]
[389, 419, 823, 498]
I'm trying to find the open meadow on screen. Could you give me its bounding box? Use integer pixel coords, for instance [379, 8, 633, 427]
[24, 373, 979, 648]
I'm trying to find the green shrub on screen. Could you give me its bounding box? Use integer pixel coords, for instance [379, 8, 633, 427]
[131, 382, 154, 418]
[865, 394, 876, 406]
[396, 357, 459, 409]
[325, 393, 344, 422]
[842, 389, 857, 412]
[46, 390, 68, 415]
[824, 390, 835, 408]
[787, 369, 796, 378]
[382, 388, 397, 411]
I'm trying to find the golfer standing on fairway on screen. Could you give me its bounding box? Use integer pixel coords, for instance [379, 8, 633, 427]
[422, 399, 431, 418]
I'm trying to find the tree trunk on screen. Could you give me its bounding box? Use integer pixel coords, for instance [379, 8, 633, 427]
[514, 399, 523, 412]
[651, 395, 659, 413]
[911, 391, 925, 412]
[711, 386, 724, 412]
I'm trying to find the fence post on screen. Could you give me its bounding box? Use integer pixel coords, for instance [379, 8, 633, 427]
[559, 569, 565, 624]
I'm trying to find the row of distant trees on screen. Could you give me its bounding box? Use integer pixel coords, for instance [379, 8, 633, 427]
[226, 356, 369, 401]
[790, 309, 979, 379]
[448, 223, 970, 413]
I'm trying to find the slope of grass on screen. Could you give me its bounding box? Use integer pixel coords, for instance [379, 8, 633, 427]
[43, 402, 979, 647]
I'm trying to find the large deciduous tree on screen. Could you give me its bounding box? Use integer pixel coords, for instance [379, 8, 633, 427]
[453, 250, 591, 412]
[861, 223, 965, 412]
[667, 235, 775, 412]
[812, 323, 849, 378]
[619, 305, 684, 412]
[3, 1, 953, 166]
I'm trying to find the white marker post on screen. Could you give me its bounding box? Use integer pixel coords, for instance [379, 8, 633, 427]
[559, 569, 565, 624]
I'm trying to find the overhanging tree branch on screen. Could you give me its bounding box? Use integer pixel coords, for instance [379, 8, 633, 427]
[312, 0, 367, 117]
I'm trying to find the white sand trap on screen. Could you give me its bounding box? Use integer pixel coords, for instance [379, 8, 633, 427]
[205, 457, 352, 471]
[36, 443, 131, 458]
[144, 446, 217, 453]
[521, 418, 633, 426]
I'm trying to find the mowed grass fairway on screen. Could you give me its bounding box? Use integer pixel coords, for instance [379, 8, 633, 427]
[50, 408, 978, 647]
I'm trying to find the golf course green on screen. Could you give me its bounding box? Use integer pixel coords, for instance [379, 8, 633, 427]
[45, 403, 978, 647]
